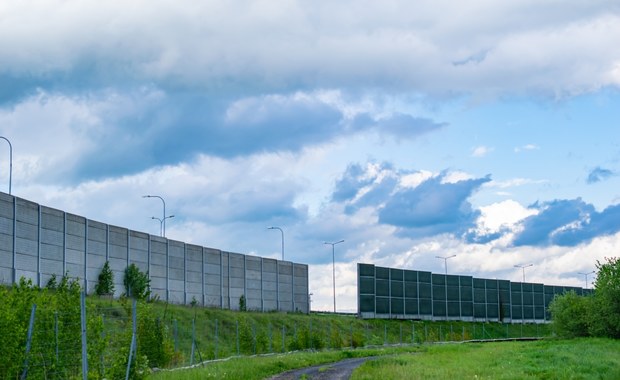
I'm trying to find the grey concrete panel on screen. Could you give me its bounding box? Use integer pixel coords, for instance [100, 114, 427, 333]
[229, 253, 244, 268]
[205, 263, 221, 275]
[245, 256, 261, 271]
[186, 245, 202, 261]
[0, 249, 12, 268]
[151, 240, 166, 255]
[186, 293, 202, 304]
[168, 291, 183, 303]
[130, 233, 149, 251]
[0, 216, 12, 235]
[186, 282, 202, 293]
[15, 237, 37, 256]
[278, 273, 292, 284]
[246, 270, 261, 281]
[246, 279, 261, 290]
[66, 234, 85, 251]
[246, 289, 261, 299]
[262, 290, 277, 300]
[205, 284, 221, 296]
[262, 258, 277, 272]
[168, 257, 183, 270]
[66, 248, 85, 265]
[152, 288, 166, 300]
[229, 267, 244, 278]
[204, 249, 222, 264]
[40, 243, 63, 260]
[278, 262, 292, 275]
[87, 267, 103, 283]
[15, 269, 37, 283]
[151, 252, 166, 266]
[15, 221, 37, 240]
[129, 248, 148, 263]
[247, 299, 262, 310]
[108, 257, 127, 272]
[229, 277, 245, 289]
[187, 260, 201, 273]
[0, 197, 14, 218]
[150, 276, 167, 289]
[40, 207, 64, 231]
[150, 264, 166, 277]
[0, 233, 12, 251]
[130, 261, 148, 273]
[205, 273, 220, 286]
[65, 263, 82, 278]
[294, 285, 308, 294]
[262, 281, 277, 291]
[87, 254, 106, 269]
[168, 279, 183, 292]
[87, 240, 107, 256]
[205, 296, 220, 307]
[168, 241, 184, 257]
[169, 268, 184, 280]
[66, 215, 86, 237]
[263, 300, 277, 311]
[186, 270, 201, 282]
[229, 288, 244, 299]
[294, 264, 308, 277]
[41, 228, 63, 246]
[109, 244, 128, 259]
[0, 266, 10, 282]
[87, 220, 107, 239]
[40, 258, 63, 275]
[279, 301, 292, 312]
[109, 228, 128, 247]
[16, 199, 38, 224]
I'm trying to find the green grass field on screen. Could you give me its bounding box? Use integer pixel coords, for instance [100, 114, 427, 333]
[351, 338, 620, 380]
[148, 338, 620, 380]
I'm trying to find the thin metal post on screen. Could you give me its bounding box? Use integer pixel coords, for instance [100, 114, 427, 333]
[190, 318, 196, 365]
[125, 298, 137, 380]
[20, 304, 36, 380]
[55, 311, 59, 363]
[81, 292, 88, 380]
[236, 320, 240, 355]
[215, 319, 219, 359]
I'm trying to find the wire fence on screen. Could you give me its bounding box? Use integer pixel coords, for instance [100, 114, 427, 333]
[9, 293, 549, 379]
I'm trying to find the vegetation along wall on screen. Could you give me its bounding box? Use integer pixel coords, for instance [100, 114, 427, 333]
[0, 192, 309, 313]
[357, 263, 591, 323]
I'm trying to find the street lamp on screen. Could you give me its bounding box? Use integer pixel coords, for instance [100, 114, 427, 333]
[514, 264, 533, 282]
[578, 270, 595, 289]
[0, 136, 12, 194]
[143, 195, 169, 237]
[436, 255, 456, 319]
[309, 292, 313, 312]
[267, 226, 284, 260]
[325, 240, 344, 313]
[151, 215, 175, 237]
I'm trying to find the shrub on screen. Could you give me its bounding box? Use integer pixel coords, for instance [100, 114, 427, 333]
[549, 291, 591, 338]
[123, 264, 151, 300]
[95, 261, 115, 296]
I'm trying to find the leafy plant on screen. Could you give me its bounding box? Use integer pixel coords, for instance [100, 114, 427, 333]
[123, 264, 151, 300]
[95, 261, 115, 296]
[239, 294, 247, 312]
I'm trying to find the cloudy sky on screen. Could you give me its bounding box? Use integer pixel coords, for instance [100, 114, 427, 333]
[1, 1, 619, 311]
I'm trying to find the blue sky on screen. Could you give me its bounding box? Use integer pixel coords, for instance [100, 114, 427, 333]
[1, 1, 619, 311]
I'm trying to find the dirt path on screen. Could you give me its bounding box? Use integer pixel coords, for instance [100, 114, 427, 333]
[266, 356, 376, 380]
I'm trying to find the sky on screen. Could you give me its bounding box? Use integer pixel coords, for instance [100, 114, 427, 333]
[1, 1, 619, 312]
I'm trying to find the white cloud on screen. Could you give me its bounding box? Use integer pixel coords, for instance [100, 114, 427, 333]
[514, 144, 540, 152]
[471, 145, 493, 157]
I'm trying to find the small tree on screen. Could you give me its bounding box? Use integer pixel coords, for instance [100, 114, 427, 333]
[123, 264, 151, 300]
[239, 294, 247, 311]
[95, 261, 115, 296]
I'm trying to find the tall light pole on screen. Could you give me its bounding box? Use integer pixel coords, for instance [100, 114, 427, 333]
[143, 195, 169, 237]
[436, 255, 456, 319]
[0, 136, 12, 194]
[267, 226, 284, 260]
[514, 263, 533, 282]
[325, 240, 344, 313]
[151, 215, 175, 237]
[578, 270, 595, 289]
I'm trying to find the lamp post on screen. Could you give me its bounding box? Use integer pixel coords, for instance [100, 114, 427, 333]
[143, 195, 169, 237]
[578, 270, 595, 289]
[325, 240, 344, 313]
[436, 255, 456, 319]
[514, 263, 533, 282]
[309, 292, 313, 312]
[267, 227, 284, 260]
[151, 215, 175, 237]
[0, 136, 12, 194]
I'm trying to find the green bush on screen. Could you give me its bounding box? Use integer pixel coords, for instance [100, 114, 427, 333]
[549, 291, 592, 338]
[123, 264, 151, 300]
[95, 261, 115, 296]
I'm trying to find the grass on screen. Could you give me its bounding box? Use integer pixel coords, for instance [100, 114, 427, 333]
[351, 338, 620, 380]
[149, 346, 423, 380]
